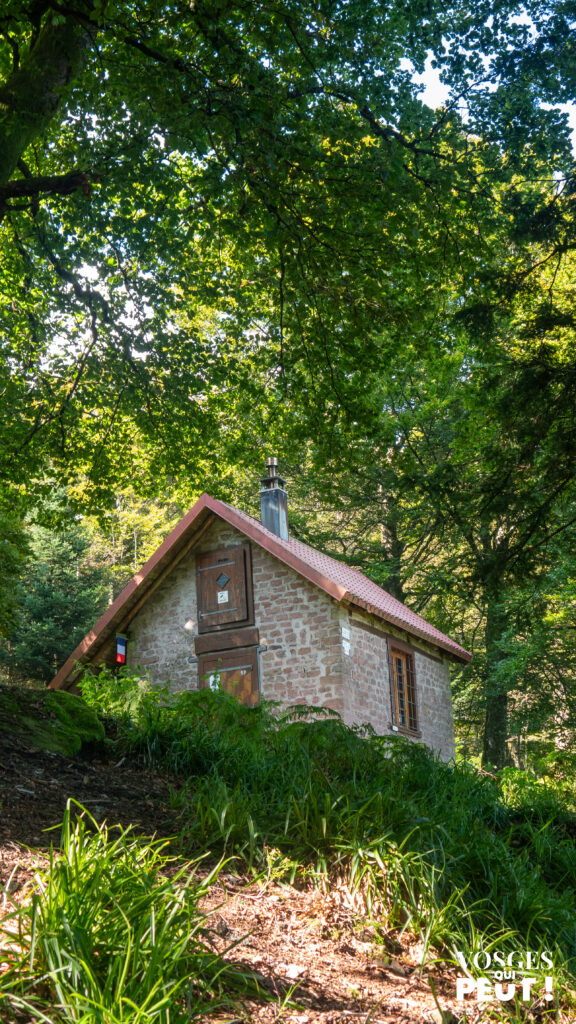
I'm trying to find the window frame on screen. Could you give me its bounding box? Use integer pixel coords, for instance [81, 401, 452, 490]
[388, 639, 420, 736]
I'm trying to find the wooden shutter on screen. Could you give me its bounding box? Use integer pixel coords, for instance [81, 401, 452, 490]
[196, 543, 254, 633]
[197, 647, 259, 706]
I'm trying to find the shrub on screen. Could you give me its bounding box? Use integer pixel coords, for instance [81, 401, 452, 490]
[78, 664, 167, 723]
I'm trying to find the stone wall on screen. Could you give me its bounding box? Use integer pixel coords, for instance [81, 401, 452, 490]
[337, 613, 455, 758]
[252, 542, 345, 716]
[413, 649, 455, 760]
[125, 546, 198, 691]
[126, 518, 346, 714]
[126, 516, 455, 758]
[341, 617, 392, 734]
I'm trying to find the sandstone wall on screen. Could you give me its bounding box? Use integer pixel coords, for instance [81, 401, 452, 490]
[126, 517, 455, 758]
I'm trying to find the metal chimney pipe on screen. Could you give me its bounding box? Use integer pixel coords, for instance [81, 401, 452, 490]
[260, 457, 289, 540]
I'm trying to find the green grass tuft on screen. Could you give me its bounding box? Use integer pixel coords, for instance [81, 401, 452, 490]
[0, 801, 262, 1023]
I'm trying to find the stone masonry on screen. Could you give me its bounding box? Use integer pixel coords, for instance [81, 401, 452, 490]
[126, 517, 455, 760]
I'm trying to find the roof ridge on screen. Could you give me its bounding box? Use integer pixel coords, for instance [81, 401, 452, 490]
[50, 491, 471, 690]
[215, 498, 469, 661]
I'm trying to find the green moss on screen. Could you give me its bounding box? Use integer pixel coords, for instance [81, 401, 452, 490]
[46, 690, 105, 747]
[0, 684, 104, 757]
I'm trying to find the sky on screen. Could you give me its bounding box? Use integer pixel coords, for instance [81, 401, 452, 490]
[415, 54, 576, 152]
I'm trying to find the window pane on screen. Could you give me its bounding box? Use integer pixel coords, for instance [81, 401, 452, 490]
[395, 655, 407, 726]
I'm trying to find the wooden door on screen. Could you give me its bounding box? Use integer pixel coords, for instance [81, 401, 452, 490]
[197, 647, 259, 706]
[196, 544, 254, 633]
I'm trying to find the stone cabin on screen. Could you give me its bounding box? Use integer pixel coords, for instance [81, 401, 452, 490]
[51, 461, 470, 759]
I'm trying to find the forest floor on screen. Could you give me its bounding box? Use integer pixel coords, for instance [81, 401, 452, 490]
[0, 730, 535, 1024]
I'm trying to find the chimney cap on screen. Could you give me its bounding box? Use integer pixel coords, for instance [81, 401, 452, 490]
[261, 456, 285, 490]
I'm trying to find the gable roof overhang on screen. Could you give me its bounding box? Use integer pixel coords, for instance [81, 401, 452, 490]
[50, 493, 471, 690]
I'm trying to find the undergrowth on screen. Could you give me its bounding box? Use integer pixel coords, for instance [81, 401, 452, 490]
[80, 667, 576, 985]
[6, 667, 574, 1022]
[0, 801, 262, 1023]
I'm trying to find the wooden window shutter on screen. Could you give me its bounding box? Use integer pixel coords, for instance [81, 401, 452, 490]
[198, 647, 259, 706]
[196, 543, 254, 633]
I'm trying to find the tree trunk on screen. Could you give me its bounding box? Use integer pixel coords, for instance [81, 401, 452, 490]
[0, 6, 94, 185]
[382, 521, 406, 602]
[482, 593, 508, 769]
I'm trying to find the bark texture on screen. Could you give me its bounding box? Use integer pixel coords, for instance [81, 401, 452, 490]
[482, 593, 508, 769]
[0, 6, 94, 185]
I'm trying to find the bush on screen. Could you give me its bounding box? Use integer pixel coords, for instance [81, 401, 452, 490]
[79, 664, 168, 723]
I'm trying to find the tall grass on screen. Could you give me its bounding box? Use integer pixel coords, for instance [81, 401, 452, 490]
[1, 801, 259, 1023]
[79, 671, 576, 981]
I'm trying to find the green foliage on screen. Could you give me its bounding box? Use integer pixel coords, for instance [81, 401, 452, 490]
[288, 310, 576, 767]
[79, 664, 168, 723]
[0, 683, 104, 757]
[85, 678, 576, 975]
[0, 802, 255, 1023]
[0, 0, 573, 501]
[0, 491, 109, 682]
[79, 485, 183, 597]
[0, 495, 29, 637]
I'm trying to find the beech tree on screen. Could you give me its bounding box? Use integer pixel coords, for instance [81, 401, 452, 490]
[2, 1, 576, 758]
[1, 1, 573, 489]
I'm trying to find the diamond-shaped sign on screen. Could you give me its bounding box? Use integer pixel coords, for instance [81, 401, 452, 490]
[216, 572, 230, 588]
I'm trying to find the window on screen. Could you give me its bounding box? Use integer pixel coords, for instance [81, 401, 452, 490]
[389, 644, 419, 733]
[197, 647, 259, 706]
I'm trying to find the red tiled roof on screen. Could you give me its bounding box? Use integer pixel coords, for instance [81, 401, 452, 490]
[50, 493, 470, 689]
[219, 502, 471, 662]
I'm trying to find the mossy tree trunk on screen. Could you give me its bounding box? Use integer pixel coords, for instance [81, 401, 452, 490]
[0, 5, 94, 186]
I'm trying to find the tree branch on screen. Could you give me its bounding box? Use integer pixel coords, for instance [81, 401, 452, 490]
[0, 169, 94, 220]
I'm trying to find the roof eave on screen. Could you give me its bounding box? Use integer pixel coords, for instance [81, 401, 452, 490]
[50, 492, 471, 689]
[344, 594, 472, 663]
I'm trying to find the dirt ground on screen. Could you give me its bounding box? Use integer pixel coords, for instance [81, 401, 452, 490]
[0, 731, 564, 1024]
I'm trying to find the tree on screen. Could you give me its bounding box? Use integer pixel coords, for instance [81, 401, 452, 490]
[1, 1, 573, 494]
[2, 1, 576, 757]
[285, 265, 576, 768]
[0, 489, 109, 682]
[80, 483, 183, 597]
[0, 508, 28, 638]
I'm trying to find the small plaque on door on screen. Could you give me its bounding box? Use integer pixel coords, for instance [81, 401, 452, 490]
[217, 590, 229, 604]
